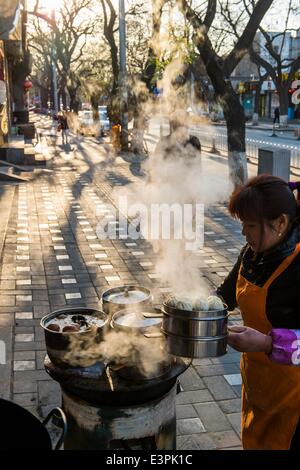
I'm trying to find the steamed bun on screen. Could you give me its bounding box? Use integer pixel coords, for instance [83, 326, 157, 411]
[166, 294, 224, 311]
[192, 297, 209, 311]
[207, 296, 224, 310]
[166, 295, 193, 311]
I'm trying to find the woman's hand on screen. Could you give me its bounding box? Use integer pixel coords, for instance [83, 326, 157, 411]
[227, 325, 273, 353]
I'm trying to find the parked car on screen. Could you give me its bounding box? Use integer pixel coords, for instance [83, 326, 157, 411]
[78, 110, 100, 137]
[186, 107, 210, 123]
[98, 106, 110, 136]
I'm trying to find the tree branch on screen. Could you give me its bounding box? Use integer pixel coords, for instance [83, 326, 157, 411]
[224, 0, 274, 75]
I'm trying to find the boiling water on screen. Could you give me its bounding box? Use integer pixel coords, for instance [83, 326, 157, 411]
[46, 313, 105, 333]
[115, 311, 161, 328]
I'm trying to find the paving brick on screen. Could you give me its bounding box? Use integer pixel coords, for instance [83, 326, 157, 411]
[176, 404, 198, 419]
[33, 305, 50, 319]
[232, 384, 242, 397]
[194, 402, 233, 432]
[218, 398, 241, 414]
[209, 430, 241, 449]
[176, 389, 213, 405]
[195, 363, 240, 377]
[33, 290, 49, 301]
[14, 340, 45, 351]
[36, 350, 47, 369]
[176, 434, 217, 450]
[226, 412, 242, 435]
[202, 376, 237, 400]
[211, 352, 241, 364]
[177, 417, 206, 435]
[0, 295, 16, 306]
[178, 366, 206, 390]
[0, 314, 13, 399]
[14, 351, 35, 361]
[13, 392, 38, 407]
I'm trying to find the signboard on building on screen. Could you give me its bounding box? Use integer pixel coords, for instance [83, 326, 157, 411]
[262, 80, 276, 91]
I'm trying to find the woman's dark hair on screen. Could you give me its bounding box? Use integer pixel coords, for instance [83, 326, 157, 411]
[228, 174, 300, 230]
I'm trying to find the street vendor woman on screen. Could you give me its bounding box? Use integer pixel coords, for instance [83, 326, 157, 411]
[217, 174, 300, 450]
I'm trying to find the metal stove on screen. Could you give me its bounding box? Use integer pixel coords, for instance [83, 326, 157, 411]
[44, 355, 189, 450]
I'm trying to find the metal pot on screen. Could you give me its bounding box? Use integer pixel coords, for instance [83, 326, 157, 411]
[111, 308, 162, 334]
[110, 309, 171, 381]
[102, 285, 152, 318]
[161, 302, 228, 358]
[40, 307, 109, 368]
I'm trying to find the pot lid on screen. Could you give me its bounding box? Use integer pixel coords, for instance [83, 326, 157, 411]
[113, 311, 162, 329]
[103, 286, 150, 305]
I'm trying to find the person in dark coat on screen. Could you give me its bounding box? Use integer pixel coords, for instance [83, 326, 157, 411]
[155, 114, 201, 162]
[216, 174, 300, 450]
[273, 107, 280, 125]
[58, 112, 69, 145]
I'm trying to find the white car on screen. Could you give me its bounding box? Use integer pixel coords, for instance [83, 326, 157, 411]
[98, 106, 110, 136]
[78, 110, 100, 137]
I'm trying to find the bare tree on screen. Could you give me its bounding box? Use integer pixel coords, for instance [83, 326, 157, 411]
[246, 0, 300, 125]
[98, 0, 120, 123]
[142, 0, 168, 91]
[176, 0, 274, 187]
[28, 0, 97, 112]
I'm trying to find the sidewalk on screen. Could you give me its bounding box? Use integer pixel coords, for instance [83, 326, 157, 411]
[0, 120, 244, 450]
[212, 118, 300, 132]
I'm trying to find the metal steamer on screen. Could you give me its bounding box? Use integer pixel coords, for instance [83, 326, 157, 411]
[160, 302, 228, 358]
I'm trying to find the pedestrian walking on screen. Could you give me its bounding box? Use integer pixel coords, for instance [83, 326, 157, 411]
[273, 106, 280, 125]
[217, 175, 300, 450]
[58, 112, 69, 145]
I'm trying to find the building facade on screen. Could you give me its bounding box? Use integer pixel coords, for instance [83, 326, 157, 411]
[231, 30, 300, 120]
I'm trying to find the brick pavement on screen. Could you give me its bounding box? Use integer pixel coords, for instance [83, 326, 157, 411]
[0, 119, 245, 450]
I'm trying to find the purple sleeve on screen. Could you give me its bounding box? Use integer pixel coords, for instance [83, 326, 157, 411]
[268, 329, 300, 365]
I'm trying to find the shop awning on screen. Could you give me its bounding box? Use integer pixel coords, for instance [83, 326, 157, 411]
[0, 1, 21, 41]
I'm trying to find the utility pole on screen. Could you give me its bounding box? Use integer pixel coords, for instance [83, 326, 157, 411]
[119, 0, 128, 150]
[51, 9, 59, 115]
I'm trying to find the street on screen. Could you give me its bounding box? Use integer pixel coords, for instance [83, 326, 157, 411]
[0, 116, 246, 450]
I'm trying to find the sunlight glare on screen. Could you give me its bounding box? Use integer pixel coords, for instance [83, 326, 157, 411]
[38, 0, 64, 15]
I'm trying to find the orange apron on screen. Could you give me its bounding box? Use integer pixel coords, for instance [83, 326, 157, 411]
[236, 243, 300, 450]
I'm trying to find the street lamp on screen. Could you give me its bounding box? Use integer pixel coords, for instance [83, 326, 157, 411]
[51, 8, 59, 115]
[119, 0, 128, 149]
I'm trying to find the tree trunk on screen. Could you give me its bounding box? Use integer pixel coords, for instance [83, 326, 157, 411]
[222, 87, 248, 187]
[278, 87, 289, 127]
[61, 85, 67, 110]
[91, 93, 100, 121]
[9, 51, 32, 123]
[201, 49, 248, 187]
[131, 112, 146, 154]
[40, 86, 48, 109]
[68, 86, 79, 114]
